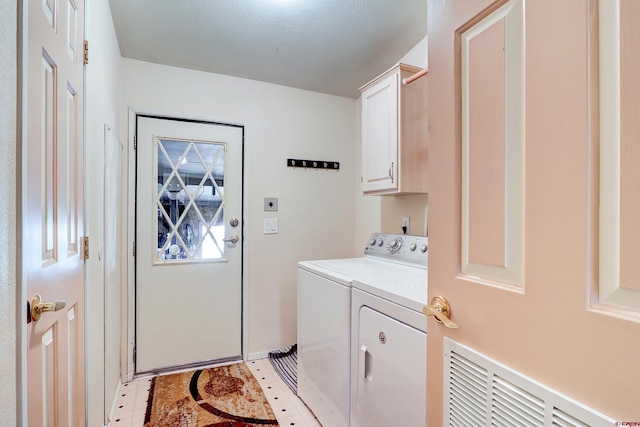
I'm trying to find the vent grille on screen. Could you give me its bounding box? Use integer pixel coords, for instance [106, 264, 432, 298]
[444, 338, 615, 427]
[449, 352, 488, 426]
[492, 376, 544, 426]
[552, 407, 591, 427]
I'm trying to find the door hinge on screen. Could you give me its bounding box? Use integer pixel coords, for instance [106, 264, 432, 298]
[133, 241, 136, 257]
[82, 236, 90, 260]
[83, 40, 89, 65]
[133, 134, 137, 149]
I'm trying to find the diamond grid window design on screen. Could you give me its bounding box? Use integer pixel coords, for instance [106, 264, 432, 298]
[155, 137, 227, 262]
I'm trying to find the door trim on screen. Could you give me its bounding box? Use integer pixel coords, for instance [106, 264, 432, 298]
[124, 109, 248, 380]
[17, 1, 27, 424]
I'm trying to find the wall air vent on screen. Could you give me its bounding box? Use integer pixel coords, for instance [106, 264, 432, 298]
[449, 351, 487, 426]
[444, 338, 615, 427]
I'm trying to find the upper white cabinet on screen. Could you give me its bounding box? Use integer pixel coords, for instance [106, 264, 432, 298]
[359, 63, 428, 195]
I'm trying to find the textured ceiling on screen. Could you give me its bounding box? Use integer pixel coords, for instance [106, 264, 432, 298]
[108, 0, 427, 98]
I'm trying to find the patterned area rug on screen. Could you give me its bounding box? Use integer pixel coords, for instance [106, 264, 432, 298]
[144, 363, 279, 426]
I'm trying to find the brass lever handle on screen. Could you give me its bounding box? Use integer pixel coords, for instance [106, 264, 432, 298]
[223, 234, 239, 244]
[423, 296, 459, 329]
[31, 294, 66, 321]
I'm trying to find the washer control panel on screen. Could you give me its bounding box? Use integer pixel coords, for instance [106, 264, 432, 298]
[364, 233, 428, 267]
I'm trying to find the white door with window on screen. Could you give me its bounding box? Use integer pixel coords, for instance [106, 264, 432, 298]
[24, 0, 86, 424]
[136, 116, 243, 373]
[426, 0, 640, 424]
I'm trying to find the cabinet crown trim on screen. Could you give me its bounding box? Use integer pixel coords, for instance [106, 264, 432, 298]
[359, 63, 424, 93]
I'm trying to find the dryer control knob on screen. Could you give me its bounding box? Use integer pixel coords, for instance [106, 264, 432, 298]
[420, 244, 428, 253]
[389, 238, 403, 253]
[369, 239, 376, 246]
[409, 243, 417, 251]
[377, 240, 384, 247]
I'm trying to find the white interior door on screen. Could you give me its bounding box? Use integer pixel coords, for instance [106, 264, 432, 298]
[24, 0, 86, 424]
[135, 116, 243, 373]
[361, 73, 398, 193]
[426, 0, 640, 424]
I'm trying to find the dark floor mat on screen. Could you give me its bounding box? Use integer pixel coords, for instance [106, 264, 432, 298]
[268, 344, 297, 395]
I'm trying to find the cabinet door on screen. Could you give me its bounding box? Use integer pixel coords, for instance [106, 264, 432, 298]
[361, 72, 398, 193]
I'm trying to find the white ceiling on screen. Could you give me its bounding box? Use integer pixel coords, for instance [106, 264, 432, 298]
[108, 0, 427, 98]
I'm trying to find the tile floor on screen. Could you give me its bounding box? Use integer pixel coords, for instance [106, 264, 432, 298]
[107, 358, 321, 427]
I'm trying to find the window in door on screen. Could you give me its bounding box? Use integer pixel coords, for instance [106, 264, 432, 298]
[155, 138, 227, 262]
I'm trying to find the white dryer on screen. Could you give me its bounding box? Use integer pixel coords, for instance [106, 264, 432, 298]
[297, 234, 428, 427]
[350, 245, 428, 427]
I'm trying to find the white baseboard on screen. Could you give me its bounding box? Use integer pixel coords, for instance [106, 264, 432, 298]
[105, 378, 122, 425]
[246, 351, 271, 361]
[247, 344, 296, 361]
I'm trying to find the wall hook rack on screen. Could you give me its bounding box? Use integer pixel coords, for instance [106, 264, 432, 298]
[287, 158, 340, 170]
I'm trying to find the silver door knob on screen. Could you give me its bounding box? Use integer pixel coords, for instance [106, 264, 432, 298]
[223, 234, 239, 244]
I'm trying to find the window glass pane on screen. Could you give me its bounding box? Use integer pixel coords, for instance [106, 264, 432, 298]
[155, 138, 226, 262]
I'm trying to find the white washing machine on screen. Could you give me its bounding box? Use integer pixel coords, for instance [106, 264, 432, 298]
[350, 257, 428, 426]
[297, 234, 428, 427]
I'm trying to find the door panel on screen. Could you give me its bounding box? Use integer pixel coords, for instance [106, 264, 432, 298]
[136, 117, 243, 372]
[25, 0, 86, 425]
[599, 0, 640, 310]
[427, 0, 640, 423]
[461, 0, 525, 287]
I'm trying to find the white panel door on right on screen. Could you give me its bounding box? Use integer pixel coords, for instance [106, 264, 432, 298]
[353, 306, 425, 427]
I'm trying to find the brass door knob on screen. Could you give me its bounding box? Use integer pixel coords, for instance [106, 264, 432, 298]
[31, 294, 66, 321]
[423, 296, 459, 329]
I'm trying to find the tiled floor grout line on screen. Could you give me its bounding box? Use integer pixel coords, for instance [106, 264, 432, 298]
[108, 358, 321, 427]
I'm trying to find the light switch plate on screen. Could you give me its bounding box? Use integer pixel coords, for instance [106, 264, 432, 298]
[264, 197, 278, 212]
[264, 218, 278, 234]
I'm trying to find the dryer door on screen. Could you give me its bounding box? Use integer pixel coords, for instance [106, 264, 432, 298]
[352, 306, 426, 427]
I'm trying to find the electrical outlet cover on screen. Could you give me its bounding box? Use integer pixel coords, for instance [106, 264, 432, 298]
[402, 216, 410, 234]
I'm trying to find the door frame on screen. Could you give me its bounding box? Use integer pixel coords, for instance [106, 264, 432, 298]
[124, 109, 248, 380]
[17, 2, 27, 424]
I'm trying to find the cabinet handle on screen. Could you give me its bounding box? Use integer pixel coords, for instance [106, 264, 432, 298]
[389, 162, 394, 184]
